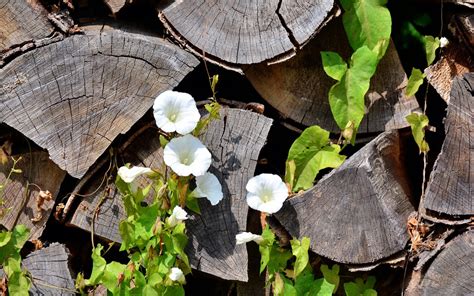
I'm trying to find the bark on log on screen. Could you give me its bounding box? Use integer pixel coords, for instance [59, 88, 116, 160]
[158, 0, 335, 67]
[275, 130, 415, 264]
[0, 0, 54, 53]
[69, 108, 273, 281]
[425, 15, 474, 103]
[245, 17, 420, 133]
[422, 73, 473, 218]
[0, 24, 199, 178]
[23, 243, 75, 295]
[0, 151, 65, 240]
[415, 231, 474, 295]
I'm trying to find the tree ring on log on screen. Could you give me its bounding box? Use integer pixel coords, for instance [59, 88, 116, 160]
[417, 230, 474, 295]
[245, 17, 420, 133]
[275, 130, 415, 264]
[69, 108, 273, 281]
[0, 24, 199, 178]
[158, 0, 335, 69]
[422, 73, 474, 220]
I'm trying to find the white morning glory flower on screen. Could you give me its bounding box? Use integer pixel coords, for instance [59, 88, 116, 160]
[192, 172, 223, 205]
[235, 232, 264, 245]
[167, 206, 188, 227]
[164, 134, 211, 177]
[169, 267, 185, 283]
[440, 37, 449, 48]
[117, 166, 153, 183]
[153, 90, 200, 135]
[246, 173, 288, 214]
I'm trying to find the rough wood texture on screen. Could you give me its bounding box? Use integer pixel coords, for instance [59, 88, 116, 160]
[0, 151, 65, 240]
[275, 130, 415, 264]
[159, 0, 334, 66]
[422, 73, 473, 217]
[23, 243, 75, 295]
[69, 108, 273, 281]
[0, 0, 54, 53]
[426, 15, 474, 103]
[246, 18, 420, 132]
[417, 231, 474, 295]
[103, 0, 127, 14]
[0, 24, 199, 178]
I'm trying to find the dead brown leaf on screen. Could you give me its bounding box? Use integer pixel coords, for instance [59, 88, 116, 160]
[31, 190, 53, 223]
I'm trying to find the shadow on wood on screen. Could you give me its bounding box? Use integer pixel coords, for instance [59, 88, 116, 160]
[275, 130, 415, 264]
[69, 108, 273, 281]
[245, 17, 420, 133]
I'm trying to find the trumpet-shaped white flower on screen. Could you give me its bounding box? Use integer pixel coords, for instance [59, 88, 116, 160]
[246, 174, 288, 214]
[164, 134, 211, 176]
[117, 166, 153, 183]
[236, 232, 264, 245]
[153, 90, 200, 135]
[169, 267, 185, 283]
[167, 206, 188, 227]
[192, 172, 223, 205]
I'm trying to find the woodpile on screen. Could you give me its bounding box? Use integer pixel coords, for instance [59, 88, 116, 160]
[0, 0, 472, 294]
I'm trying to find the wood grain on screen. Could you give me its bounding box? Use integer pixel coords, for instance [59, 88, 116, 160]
[0, 25, 199, 178]
[159, 0, 334, 66]
[245, 17, 420, 133]
[0, 151, 65, 240]
[422, 73, 473, 217]
[69, 108, 273, 281]
[0, 0, 54, 52]
[275, 130, 415, 264]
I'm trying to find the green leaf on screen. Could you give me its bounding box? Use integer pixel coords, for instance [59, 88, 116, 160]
[424, 35, 440, 65]
[284, 160, 296, 192]
[294, 267, 315, 295]
[344, 277, 377, 296]
[329, 46, 378, 134]
[101, 261, 127, 291]
[185, 194, 200, 214]
[86, 244, 107, 285]
[406, 112, 430, 153]
[7, 271, 30, 296]
[281, 276, 298, 296]
[259, 226, 276, 273]
[211, 74, 219, 95]
[405, 68, 426, 97]
[0, 230, 12, 247]
[321, 264, 340, 292]
[293, 145, 346, 191]
[310, 278, 336, 296]
[291, 237, 310, 277]
[287, 126, 345, 191]
[341, 0, 391, 59]
[11, 224, 29, 250]
[321, 51, 347, 81]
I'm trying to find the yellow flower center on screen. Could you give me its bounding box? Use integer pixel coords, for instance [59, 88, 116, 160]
[170, 113, 177, 122]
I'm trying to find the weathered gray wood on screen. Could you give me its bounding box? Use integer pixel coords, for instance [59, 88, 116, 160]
[422, 73, 473, 217]
[245, 17, 420, 133]
[417, 231, 474, 295]
[158, 0, 334, 67]
[0, 0, 54, 53]
[23, 243, 75, 295]
[69, 108, 273, 281]
[425, 16, 474, 103]
[275, 130, 415, 264]
[0, 151, 65, 240]
[103, 0, 127, 14]
[0, 24, 199, 178]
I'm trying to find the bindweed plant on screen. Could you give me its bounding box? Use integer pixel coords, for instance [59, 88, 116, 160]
[236, 227, 377, 296]
[77, 90, 222, 295]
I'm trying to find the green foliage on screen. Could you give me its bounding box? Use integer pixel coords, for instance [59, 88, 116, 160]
[423, 36, 440, 66]
[340, 0, 391, 59]
[291, 237, 310, 277]
[321, 52, 347, 81]
[0, 225, 31, 295]
[285, 126, 345, 192]
[327, 46, 378, 141]
[344, 277, 377, 296]
[406, 112, 430, 153]
[405, 68, 426, 97]
[193, 101, 221, 136]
